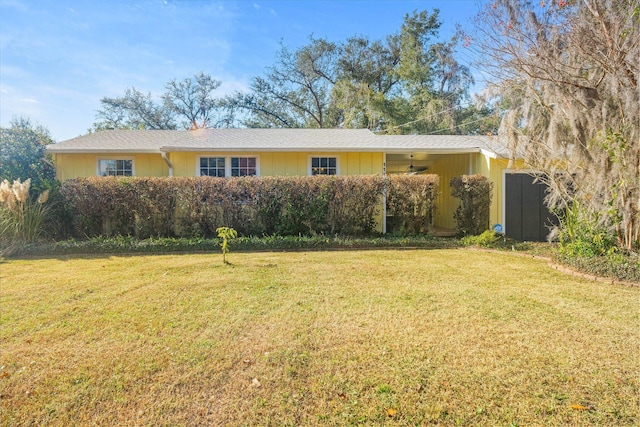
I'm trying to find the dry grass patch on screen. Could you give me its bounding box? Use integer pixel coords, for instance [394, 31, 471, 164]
[1, 249, 638, 426]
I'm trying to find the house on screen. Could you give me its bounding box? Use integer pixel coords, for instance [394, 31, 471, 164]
[46, 128, 556, 240]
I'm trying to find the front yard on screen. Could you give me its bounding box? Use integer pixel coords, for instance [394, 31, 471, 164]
[1, 249, 638, 426]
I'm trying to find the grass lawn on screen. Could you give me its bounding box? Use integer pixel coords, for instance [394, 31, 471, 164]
[1, 249, 638, 426]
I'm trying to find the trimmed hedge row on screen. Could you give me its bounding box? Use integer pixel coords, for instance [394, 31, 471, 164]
[59, 175, 439, 238]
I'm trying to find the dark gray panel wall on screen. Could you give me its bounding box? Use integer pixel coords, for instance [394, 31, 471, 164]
[505, 174, 558, 241]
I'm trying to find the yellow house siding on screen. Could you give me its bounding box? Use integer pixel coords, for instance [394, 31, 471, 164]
[429, 154, 475, 229]
[261, 152, 307, 176]
[170, 152, 193, 177]
[344, 152, 383, 175]
[134, 154, 168, 177]
[53, 153, 94, 180]
[489, 158, 508, 228]
[54, 153, 167, 180]
[166, 152, 383, 177]
[54, 151, 384, 180]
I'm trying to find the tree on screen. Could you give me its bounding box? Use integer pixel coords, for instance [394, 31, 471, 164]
[332, 36, 403, 130]
[386, 10, 476, 134]
[225, 10, 489, 134]
[163, 72, 223, 129]
[473, 0, 639, 251]
[93, 72, 227, 131]
[224, 37, 341, 128]
[0, 116, 56, 194]
[95, 87, 176, 130]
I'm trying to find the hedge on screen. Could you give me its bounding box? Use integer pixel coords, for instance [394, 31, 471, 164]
[386, 174, 439, 234]
[60, 176, 384, 238]
[58, 175, 442, 239]
[450, 174, 493, 236]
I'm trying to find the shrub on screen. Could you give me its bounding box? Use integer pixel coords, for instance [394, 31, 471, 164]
[450, 175, 493, 236]
[60, 177, 138, 237]
[551, 200, 640, 282]
[461, 230, 503, 247]
[556, 201, 619, 258]
[386, 174, 439, 234]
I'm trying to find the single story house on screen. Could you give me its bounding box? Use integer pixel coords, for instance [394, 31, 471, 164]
[46, 128, 556, 240]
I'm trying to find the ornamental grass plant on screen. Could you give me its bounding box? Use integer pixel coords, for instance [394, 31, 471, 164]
[0, 178, 50, 255]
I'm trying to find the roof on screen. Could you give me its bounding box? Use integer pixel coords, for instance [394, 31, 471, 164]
[372, 134, 511, 158]
[46, 128, 513, 158]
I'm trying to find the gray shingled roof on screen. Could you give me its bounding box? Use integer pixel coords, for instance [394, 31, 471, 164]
[46, 129, 512, 158]
[166, 128, 379, 151]
[373, 134, 511, 157]
[46, 130, 180, 153]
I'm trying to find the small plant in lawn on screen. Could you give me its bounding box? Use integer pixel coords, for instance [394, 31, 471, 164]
[216, 226, 237, 264]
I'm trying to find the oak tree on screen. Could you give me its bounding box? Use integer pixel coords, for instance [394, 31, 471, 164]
[94, 72, 226, 131]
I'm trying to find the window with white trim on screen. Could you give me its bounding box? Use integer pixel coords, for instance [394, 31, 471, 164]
[99, 159, 133, 176]
[231, 157, 257, 176]
[311, 156, 337, 175]
[199, 157, 226, 177]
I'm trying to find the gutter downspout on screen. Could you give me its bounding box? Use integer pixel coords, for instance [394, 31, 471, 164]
[161, 151, 173, 177]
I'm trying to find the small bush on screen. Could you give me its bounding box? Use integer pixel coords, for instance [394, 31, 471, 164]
[461, 230, 502, 247]
[217, 226, 237, 264]
[450, 175, 493, 236]
[556, 201, 619, 257]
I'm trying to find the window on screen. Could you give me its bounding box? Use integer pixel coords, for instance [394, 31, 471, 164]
[231, 157, 257, 176]
[200, 157, 226, 177]
[99, 159, 133, 176]
[311, 157, 337, 175]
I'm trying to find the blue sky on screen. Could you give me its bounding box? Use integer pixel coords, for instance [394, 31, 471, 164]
[0, 0, 482, 141]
